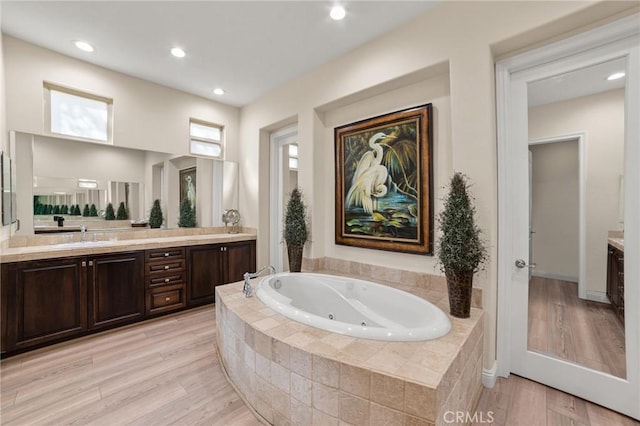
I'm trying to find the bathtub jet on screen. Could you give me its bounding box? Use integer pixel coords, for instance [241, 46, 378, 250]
[255, 272, 451, 341]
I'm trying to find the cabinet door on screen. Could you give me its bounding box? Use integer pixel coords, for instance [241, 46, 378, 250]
[8, 257, 87, 350]
[89, 252, 144, 330]
[187, 245, 223, 306]
[225, 241, 257, 284]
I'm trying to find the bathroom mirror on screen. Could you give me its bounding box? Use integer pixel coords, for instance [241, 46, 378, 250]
[16, 132, 239, 234]
[1, 152, 12, 226]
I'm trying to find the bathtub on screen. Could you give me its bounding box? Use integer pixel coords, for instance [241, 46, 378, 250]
[255, 272, 451, 341]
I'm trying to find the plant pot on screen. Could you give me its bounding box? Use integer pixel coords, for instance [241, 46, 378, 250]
[445, 269, 474, 318]
[287, 244, 304, 272]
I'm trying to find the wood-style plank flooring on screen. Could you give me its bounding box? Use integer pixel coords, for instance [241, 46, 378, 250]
[1, 305, 636, 425]
[0, 306, 259, 426]
[528, 277, 626, 378]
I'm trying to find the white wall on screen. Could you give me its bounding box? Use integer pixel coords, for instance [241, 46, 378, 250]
[238, 1, 637, 372]
[530, 140, 580, 280]
[529, 89, 625, 294]
[0, 5, 11, 243]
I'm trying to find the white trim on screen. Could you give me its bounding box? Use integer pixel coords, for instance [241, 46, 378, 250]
[482, 361, 498, 389]
[531, 271, 578, 283]
[269, 124, 298, 272]
[496, 14, 639, 419]
[529, 133, 586, 299]
[586, 291, 610, 304]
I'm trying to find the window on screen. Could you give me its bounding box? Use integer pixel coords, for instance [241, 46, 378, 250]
[288, 143, 298, 170]
[190, 119, 223, 158]
[44, 83, 112, 142]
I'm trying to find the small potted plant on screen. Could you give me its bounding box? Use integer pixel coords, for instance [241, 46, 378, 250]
[149, 199, 163, 228]
[104, 203, 116, 220]
[116, 201, 128, 220]
[437, 173, 487, 318]
[178, 197, 196, 228]
[283, 187, 309, 272]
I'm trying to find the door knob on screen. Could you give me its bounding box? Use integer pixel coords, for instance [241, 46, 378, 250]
[515, 259, 536, 269]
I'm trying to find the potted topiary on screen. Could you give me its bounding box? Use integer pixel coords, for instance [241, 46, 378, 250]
[437, 172, 487, 318]
[89, 204, 98, 217]
[82, 204, 90, 217]
[178, 197, 196, 228]
[105, 203, 116, 220]
[283, 187, 309, 272]
[116, 201, 128, 220]
[149, 199, 163, 228]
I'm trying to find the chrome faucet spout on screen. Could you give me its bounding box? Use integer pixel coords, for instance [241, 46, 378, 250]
[243, 265, 276, 297]
[80, 224, 87, 242]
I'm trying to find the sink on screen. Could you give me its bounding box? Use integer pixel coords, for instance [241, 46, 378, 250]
[53, 241, 112, 249]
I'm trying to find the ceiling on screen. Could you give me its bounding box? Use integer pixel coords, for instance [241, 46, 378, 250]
[0, 1, 439, 107]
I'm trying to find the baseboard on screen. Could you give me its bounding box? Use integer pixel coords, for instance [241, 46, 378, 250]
[482, 360, 498, 388]
[531, 271, 578, 282]
[586, 291, 610, 304]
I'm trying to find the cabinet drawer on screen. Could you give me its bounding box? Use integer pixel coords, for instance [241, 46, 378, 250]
[147, 273, 184, 288]
[146, 260, 185, 275]
[146, 285, 185, 315]
[146, 248, 185, 262]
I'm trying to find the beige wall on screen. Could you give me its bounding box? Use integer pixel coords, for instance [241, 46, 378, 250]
[0, 6, 11, 244]
[2, 36, 240, 159]
[530, 140, 580, 280]
[529, 89, 625, 295]
[238, 1, 637, 371]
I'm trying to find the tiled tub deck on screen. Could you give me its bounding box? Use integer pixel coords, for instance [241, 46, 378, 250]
[216, 276, 483, 426]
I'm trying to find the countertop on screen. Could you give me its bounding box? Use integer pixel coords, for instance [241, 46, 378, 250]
[608, 237, 624, 252]
[0, 232, 256, 263]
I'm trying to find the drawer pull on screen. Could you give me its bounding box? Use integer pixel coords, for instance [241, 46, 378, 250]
[165, 253, 169, 257]
[165, 278, 170, 283]
[165, 297, 171, 301]
[164, 265, 170, 270]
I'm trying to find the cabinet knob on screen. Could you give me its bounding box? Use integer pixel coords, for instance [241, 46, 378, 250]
[164, 265, 170, 270]
[164, 253, 169, 257]
[82, 261, 87, 267]
[89, 261, 94, 266]
[165, 278, 170, 282]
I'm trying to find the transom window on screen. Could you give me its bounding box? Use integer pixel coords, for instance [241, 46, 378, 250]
[44, 83, 112, 142]
[190, 119, 224, 159]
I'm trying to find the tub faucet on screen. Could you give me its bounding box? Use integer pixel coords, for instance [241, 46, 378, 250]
[243, 265, 275, 297]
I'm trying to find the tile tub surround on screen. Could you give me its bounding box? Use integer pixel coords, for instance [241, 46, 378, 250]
[216, 280, 483, 426]
[0, 227, 256, 263]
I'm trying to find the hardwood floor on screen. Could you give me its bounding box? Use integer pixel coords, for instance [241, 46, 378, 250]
[0, 306, 259, 426]
[1, 304, 636, 425]
[528, 277, 626, 378]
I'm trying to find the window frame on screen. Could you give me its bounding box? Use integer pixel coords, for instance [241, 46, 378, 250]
[189, 118, 224, 159]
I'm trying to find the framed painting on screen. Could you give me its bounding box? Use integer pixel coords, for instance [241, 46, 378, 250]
[335, 104, 433, 254]
[180, 167, 197, 210]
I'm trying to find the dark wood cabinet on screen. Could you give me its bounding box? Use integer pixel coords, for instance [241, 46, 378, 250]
[2, 257, 87, 351]
[1, 238, 255, 356]
[606, 244, 624, 325]
[89, 252, 144, 330]
[186, 240, 256, 306]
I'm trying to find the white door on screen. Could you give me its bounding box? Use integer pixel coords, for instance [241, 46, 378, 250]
[497, 16, 639, 419]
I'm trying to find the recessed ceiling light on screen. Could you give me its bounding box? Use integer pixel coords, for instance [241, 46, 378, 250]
[607, 72, 625, 81]
[74, 41, 94, 52]
[330, 5, 346, 20]
[171, 47, 186, 58]
[213, 88, 225, 96]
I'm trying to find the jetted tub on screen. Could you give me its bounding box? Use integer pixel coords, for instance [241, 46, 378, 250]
[255, 272, 451, 341]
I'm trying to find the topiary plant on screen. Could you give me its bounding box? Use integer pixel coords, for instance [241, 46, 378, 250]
[437, 172, 487, 318]
[89, 204, 98, 217]
[74, 204, 82, 215]
[105, 203, 116, 220]
[116, 201, 128, 220]
[149, 199, 163, 228]
[82, 204, 90, 217]
[283, 187, 309, 272]
[178, 197, 196, 228]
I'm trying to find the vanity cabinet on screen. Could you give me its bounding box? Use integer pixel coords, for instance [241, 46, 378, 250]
[186, 241, 256, 306]
[1, 257, 87, 351]
[606, 244, 624, 324]
[89, 252, 145, 330]
[145, 248, 186, 315]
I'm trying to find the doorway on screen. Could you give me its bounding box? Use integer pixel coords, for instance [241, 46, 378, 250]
[496, 15, 639, 419]
[269, 124, 298, 272]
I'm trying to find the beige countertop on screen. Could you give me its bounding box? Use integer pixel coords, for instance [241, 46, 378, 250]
[608, 237, 624, 252]
[0, 232, 256, 263]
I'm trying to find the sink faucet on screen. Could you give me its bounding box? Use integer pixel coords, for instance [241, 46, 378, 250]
[243, 265, 275, 297]
[80, 224, 87, 242]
